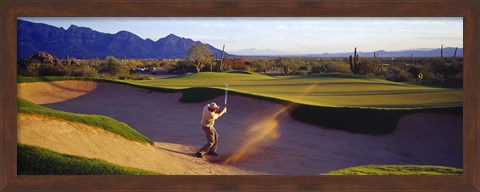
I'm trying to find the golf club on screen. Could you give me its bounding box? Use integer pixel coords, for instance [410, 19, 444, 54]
[224, 83, 229, 107]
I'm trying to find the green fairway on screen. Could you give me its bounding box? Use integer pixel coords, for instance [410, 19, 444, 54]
[322, 165, 463, 175]
[123, 72, 462, 109]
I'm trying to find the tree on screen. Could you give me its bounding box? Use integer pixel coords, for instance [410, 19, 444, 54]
[187, 44, 213, 73]
[250, 58, 274, 73]
[275, 58, 300, 75]
[102, 56, 129, 78]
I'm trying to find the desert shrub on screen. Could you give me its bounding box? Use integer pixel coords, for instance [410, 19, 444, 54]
[172, 61, 196, 74]
[100, 56, 130, 78]
[275, 58, 303, 75]
[24, 63, 41, 76]
[358, 59, 385, 78]
[125, 60, 144, 68]
[70, 65, 99, 77]
[386, 66, 410, 82]
[249, 58, 275, 73]
[310, 61, 351, 74]
[293, 70, 309, 76]
[326, 61, 351, 73]
[408, 65, 422, 79]
[38, 63, 69, 76]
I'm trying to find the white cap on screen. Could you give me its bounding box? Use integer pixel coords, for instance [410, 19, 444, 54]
[208, 102, 219, 109]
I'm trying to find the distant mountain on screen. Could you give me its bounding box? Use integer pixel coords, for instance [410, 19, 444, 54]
[233, 47, 463, 58]
[17, 20, 231, 59]
[303, 48, 463, 58]
[231, 48, 287, 56]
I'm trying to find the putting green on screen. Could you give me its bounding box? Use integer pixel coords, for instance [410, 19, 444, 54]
[125, 72, 462, 109]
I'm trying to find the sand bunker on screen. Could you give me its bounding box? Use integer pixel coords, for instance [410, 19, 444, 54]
[18, 80, 97, 104]
[18, 113, 258, 175]
[17, 80, 463, 175]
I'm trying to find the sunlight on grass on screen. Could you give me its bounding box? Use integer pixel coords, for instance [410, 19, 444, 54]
[18, 144, 160, 175]
[323, 165, 463, 175]
[124, 72, 462, 109]
[17, 98, 152, 144]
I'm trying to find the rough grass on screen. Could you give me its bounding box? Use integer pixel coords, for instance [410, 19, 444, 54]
[322, 165, 463, 175]
[17, 98, 153, 144]
[18, 144, 160, 175]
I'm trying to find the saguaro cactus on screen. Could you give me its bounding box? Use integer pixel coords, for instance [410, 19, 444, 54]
[441, 44, 444, 60]
[349, 47, 360, 74]
[453, 47, 458, 64]
[220, 44, 225, 71]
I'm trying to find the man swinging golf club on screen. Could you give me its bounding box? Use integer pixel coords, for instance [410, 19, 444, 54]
[195, 102, 227, 158]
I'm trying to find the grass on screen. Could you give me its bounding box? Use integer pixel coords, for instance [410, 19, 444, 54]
[17, 76, 98, 83]
[20, 73, 462, 134]
[123, 72, 462, 109]
[119, 72, 462, 134]
[288, 103, 461, 134]
[17, 98, 153, 144]
[18, 144, 160, 175]
[322, 165, 463, 175]
[226, 70, 255, 74]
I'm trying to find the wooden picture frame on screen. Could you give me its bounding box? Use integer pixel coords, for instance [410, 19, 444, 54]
[1, 0, 478, 191]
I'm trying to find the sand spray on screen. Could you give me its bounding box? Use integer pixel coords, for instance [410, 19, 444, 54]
[222, 84, 317, 164]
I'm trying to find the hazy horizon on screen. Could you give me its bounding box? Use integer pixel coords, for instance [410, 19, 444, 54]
[21, 17, 463, 55]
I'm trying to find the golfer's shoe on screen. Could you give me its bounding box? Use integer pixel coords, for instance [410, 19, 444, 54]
[194, 152, 204, 158]
[206, 151, 218, 156]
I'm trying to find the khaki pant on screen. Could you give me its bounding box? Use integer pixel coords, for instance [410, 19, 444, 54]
[198, 126, 218, 154]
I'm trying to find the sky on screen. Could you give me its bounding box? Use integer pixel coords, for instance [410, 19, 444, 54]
[21, 17, 463, 55]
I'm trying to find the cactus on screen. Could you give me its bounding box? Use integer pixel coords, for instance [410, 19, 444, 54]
[66, 53, 71, 65]
[220, 44, 225, 71]
[441, 44, 443, 60]
[453, 47, 458, 64]
[349, 47, 360, 74]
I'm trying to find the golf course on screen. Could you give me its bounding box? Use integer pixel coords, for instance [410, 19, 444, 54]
[16, 72, 463, 175]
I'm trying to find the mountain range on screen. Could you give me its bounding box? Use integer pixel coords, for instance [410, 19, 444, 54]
[17, 20, 230, 59]
[236, 47, 463, 58]
[230, 48, 288, 56]
[302, 47, 463, 58]
[18, 19, 463, 59]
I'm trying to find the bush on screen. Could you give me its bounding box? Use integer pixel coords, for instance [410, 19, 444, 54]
[358, 59, 384, 78]
[38, 63, 69, 76]
[24, 63, 41, 76]
[171, 61, 196, 74]
[100, 56, 130, 78]
[386, 65, 410, 82]
[70, 65, 99, 77]
[310, 61, 351, 74]
[293, 70, 309, 76]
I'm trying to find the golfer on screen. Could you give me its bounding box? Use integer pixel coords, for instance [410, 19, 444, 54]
[195, 102, 227, 158]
